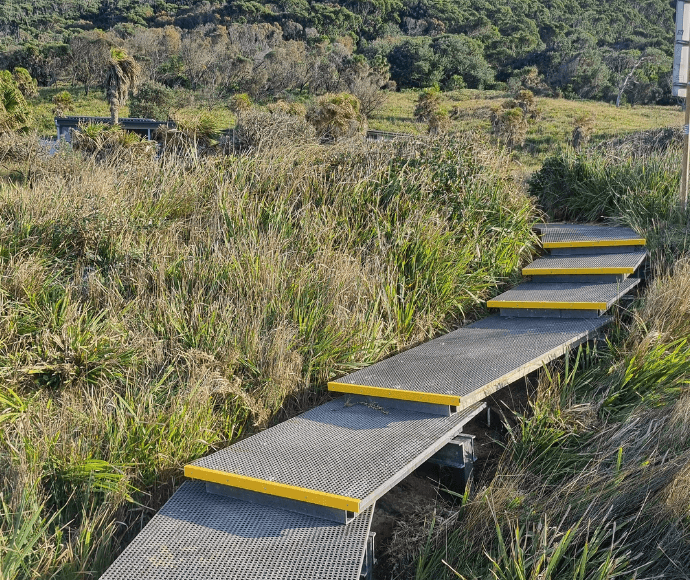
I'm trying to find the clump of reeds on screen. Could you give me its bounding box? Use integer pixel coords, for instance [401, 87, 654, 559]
[232, 106, 316, 151]
[71, 122, 156, 164]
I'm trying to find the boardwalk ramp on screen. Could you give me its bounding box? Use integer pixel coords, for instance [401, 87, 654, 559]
[101, 224, 646, 580]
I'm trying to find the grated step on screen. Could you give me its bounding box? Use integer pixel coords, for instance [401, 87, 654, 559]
[329, 315, 609, 406]
[487, 278, 639, 317]
[523, 249, 647, 278]
[185, 398, 484, 518]
[535, 223, 645, 249]
[100, 481, 374, 580]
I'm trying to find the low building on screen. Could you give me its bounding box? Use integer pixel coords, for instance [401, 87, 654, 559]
[55, 117, 175, 142]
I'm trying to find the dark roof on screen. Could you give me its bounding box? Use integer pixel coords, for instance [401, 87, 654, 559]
[55, 116, 175, 128]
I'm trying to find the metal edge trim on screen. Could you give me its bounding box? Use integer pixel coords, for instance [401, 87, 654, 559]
[542, 239, 646, 248]
[327, 382, 461, 406]
[523, 267, 635, 275]
[486, 300, 607, 310]
[184, 465, 361, 512]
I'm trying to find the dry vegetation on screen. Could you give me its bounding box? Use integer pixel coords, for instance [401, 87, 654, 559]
[0, 129, 537, 578]
[381, 132, 690, 579]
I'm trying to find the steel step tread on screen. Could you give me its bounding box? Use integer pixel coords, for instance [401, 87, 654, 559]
[329, 315, 609, 406]
[523, 249, 647, 275]
[535, 223, 646, 248]
[487, 278, 639, 310]
[185, 398, 484, 514]
[100, 481, 373, 580]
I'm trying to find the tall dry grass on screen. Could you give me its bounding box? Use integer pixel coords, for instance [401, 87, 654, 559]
[0, 130, 536, 578]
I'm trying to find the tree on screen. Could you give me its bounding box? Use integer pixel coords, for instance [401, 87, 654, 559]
[388, 37, 443, 89]
[432, 34, 494, 90]
[70, 30, 113, 96]
[129, 81, 175, 119]
[105, 49, 139, 125]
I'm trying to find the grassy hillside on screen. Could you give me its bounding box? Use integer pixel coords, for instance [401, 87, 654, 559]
[28, 86, 684, 169]
[370, 90, 683, 163]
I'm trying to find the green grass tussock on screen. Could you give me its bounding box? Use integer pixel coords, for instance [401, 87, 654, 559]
[0, 132, 536, 578]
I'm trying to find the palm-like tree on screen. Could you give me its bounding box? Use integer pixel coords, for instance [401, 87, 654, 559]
[105, 48, 139, 125]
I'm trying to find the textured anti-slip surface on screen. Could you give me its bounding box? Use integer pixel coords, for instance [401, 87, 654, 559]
[330, 315, 608, 400]
[523, 249, 647, 274]
[535, 224, 644, 246]
[188, 399, 483, 509]
[100, 481, 373, 580]
[488, 279, 639, 308]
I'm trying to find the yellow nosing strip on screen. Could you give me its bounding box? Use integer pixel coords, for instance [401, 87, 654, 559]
[486, 299, 607, 310]
[184, 465, 361, 512]
[523, 267, 635, 275]
[542, 239, 645, 249]
[328, 381, 461, 406]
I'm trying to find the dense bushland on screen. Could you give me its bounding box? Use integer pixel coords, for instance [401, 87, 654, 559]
[0, 131, 536, 578]
[0, 0, 677, 104]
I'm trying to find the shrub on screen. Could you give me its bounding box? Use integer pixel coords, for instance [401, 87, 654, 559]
[0, 70, 32, 134]
[529, 146, 678, 222]
[490, 106, 527, 148]
[52, 91, 74, 117]
[234, 107, 316, 150]
[571, 113, 596, 150]
[12, 67, 38, 98]
[157, 112, 222, 156]
[71, 122, 156, 163]
[230, 93, 253, 116]
[306, 92, 366, 141]
[129, 80, 176, 120]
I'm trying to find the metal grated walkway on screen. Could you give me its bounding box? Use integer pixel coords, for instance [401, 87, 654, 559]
[328, 316, 609, 405]
[100, 481, 374, 580]
[102, 223, 646, 580]
[186, 398, 484, 515]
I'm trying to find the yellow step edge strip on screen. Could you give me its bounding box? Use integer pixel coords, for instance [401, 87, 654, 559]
[328, 381, 460, 406]
[184, 465, 361, 512]
[523, 267, 635, 275]
[542, 239, 645, 248]
[486, 299, 607, 310]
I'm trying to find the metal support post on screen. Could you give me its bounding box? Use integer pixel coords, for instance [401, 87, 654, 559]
[681, 90, 690, 214]
[360, 532, 376, 580]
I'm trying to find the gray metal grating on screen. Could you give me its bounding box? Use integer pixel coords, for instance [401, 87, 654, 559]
[489, 278, 639, 308]
[523, 250, 647, 273]
[189, 399, 483, 509]
[332, 315, 609, 399]
[100, 481, 373, 580]
[535, 223, 644, 245]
